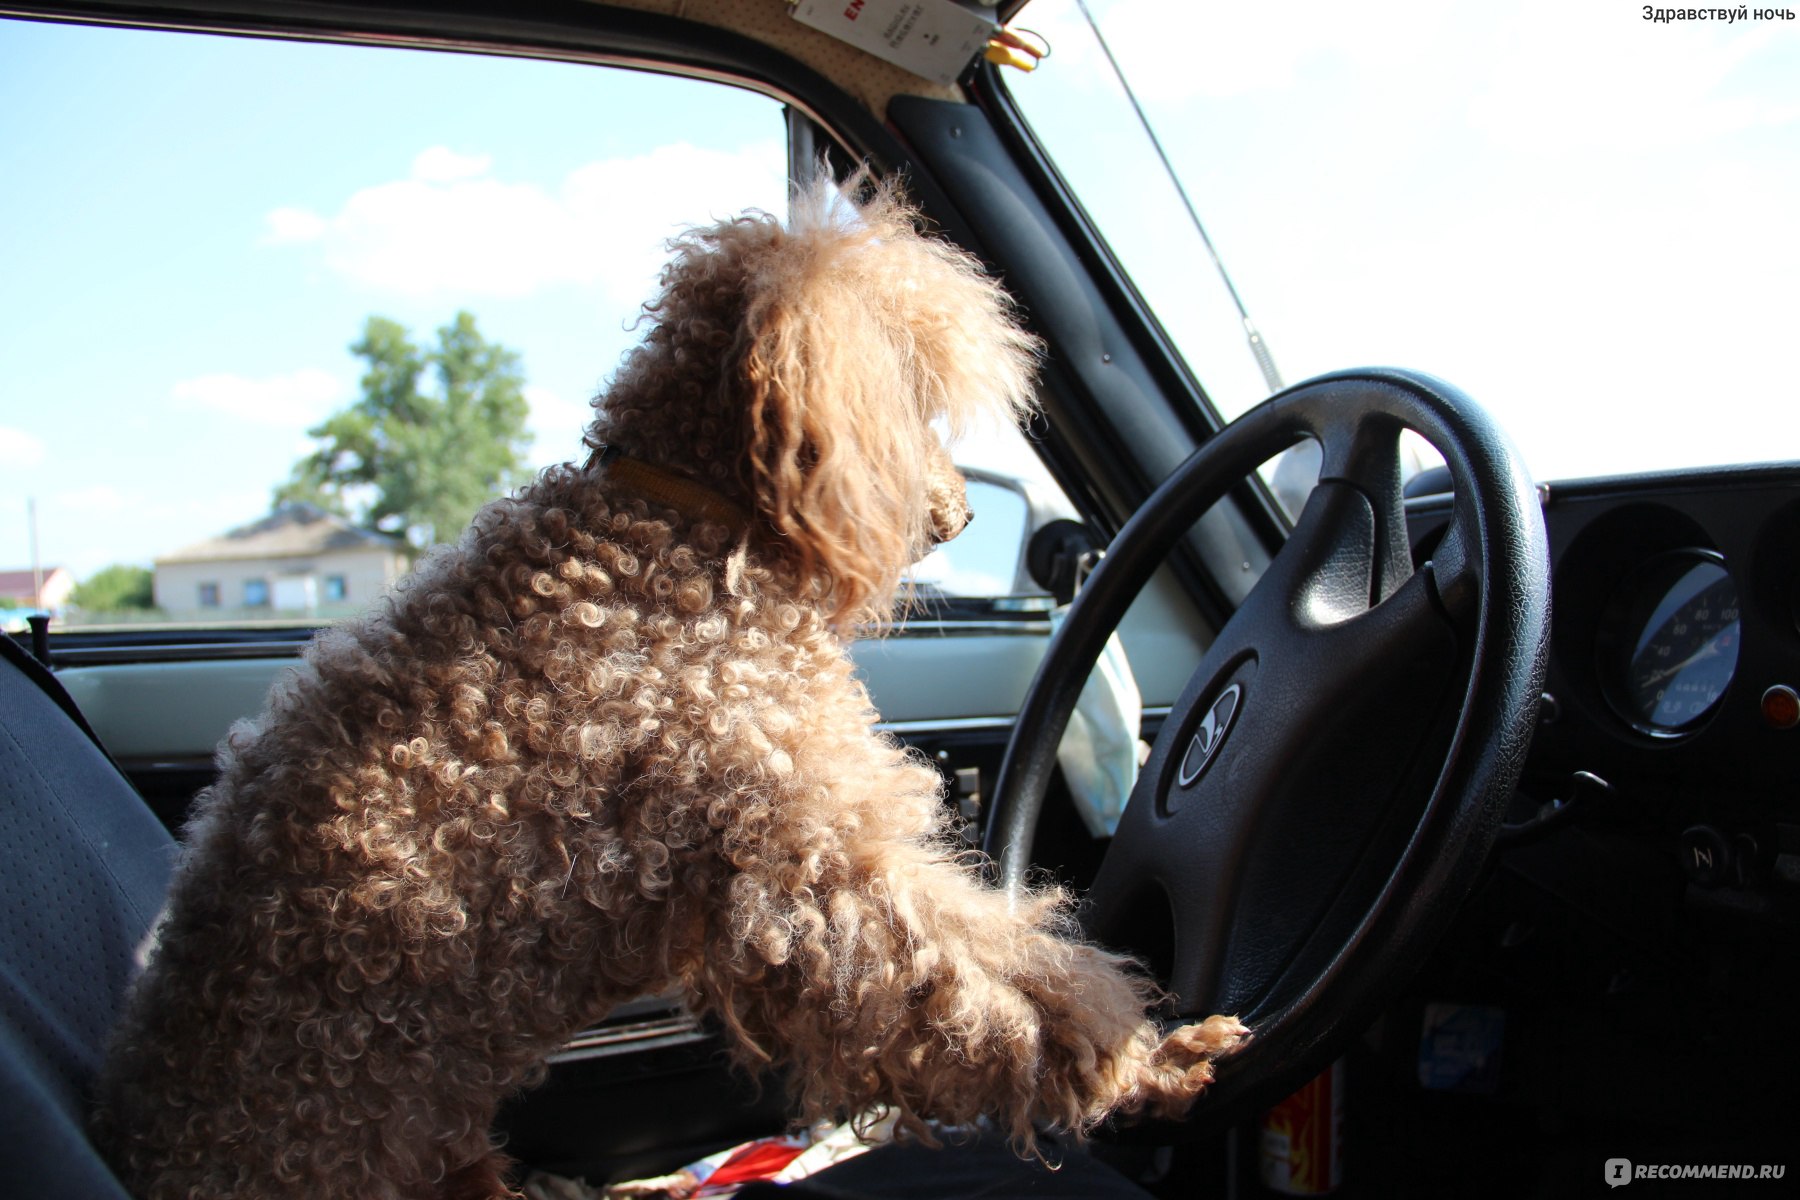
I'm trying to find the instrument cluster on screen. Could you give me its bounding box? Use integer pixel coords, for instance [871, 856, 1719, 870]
[1594, 548, 1741, 737]
[1408, 464, 1800, 815]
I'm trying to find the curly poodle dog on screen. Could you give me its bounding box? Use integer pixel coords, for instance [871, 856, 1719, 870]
[94, 177, 1249, 1200]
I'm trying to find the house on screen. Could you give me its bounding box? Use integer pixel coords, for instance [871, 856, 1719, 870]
[153, 503, 410, 620]
[0, 565, 75, 614]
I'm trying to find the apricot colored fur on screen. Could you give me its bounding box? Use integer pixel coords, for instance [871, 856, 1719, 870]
[94, 178, 1247, 1199]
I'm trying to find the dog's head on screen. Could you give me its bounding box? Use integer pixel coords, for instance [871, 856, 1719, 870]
[595, 174, 1040, 627]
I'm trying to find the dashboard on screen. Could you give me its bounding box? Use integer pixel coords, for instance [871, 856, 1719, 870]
[1407, 462, 1800, 917]
[1362, 461, 1800, 1191]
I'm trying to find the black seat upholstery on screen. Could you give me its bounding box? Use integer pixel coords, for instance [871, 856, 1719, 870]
[0, 634, 176, 1198]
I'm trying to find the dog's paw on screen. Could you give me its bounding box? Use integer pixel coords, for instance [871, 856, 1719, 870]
[1158, 1013, 1252, 1065]
[1132, 1014, 1252, 1117]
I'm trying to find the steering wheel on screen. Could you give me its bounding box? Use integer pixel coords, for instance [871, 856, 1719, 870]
[983, 368, 1549, 1126]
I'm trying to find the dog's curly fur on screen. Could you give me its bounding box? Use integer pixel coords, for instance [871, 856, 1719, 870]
[94, 178, 1248, 1200]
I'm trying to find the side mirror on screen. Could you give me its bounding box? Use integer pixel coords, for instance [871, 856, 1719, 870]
[1026, 519, 1104, 606]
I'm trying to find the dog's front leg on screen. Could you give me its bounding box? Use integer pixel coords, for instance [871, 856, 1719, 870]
[690, 735, 1246, 1152]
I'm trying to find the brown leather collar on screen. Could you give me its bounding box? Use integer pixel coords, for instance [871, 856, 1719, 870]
[599, 448, 752, 536]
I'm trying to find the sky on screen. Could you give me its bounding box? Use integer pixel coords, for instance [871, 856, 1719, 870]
[0, 22, 794, 581]
[1007, 0, 1800, 478]
[1, 3, 1797, 586]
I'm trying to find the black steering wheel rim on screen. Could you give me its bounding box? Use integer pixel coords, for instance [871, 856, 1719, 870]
[983, 368, 1549, 1126]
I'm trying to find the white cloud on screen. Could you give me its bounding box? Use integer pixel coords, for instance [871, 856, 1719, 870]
[524, 384, 595, 469]
[411, 146, 492, 183]
[0, 426, 46, 469]
[263, 206, 327, 243]
[264, 140, 789, 305]
[53, 484, 132, 514]
[170, 368, 345, 430]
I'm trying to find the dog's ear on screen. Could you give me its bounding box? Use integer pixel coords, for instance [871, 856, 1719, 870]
[740, 277, 910, 629]
[737, 176, 1041, 628]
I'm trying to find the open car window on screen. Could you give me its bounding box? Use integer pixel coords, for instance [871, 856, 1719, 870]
[0, 21, 1062, 633]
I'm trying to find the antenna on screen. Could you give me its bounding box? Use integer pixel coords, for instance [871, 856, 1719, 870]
[1073, 0, 1285, 395]
[28, 497, 44, 612]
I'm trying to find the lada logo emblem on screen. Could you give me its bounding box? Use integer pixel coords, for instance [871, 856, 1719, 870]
[1177, 683, 1241, 788]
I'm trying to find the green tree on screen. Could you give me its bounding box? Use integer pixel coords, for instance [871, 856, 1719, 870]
[277, 312, 532, 547]
[72, 564, 155, 611]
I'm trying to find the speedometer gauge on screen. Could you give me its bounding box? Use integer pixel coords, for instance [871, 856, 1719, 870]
[1597, 550, 1741, 735]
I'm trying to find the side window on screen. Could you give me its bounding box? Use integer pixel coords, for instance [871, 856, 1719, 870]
[0, 21, 789, 630]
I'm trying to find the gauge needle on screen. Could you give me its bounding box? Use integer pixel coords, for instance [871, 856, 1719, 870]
[1642, 639, 1723, 687]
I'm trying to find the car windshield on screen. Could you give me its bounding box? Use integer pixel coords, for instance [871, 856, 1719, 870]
[1003, 0, 1800, 485]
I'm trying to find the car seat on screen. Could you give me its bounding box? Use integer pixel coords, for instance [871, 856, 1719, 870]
[0, 632, 175, 1198]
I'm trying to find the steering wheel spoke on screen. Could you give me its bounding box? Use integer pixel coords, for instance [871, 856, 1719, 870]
[985, 369, 1548, 1130]
[1087, 557, 1457, 1016]
[1314, 408, 1414, 605]
[1423, 508, 1481, 628]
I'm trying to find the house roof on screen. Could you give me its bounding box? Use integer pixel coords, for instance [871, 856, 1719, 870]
[0, 567, 71, 598]
[157, 504, 407, 565]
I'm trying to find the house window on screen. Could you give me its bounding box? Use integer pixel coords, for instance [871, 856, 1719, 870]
[198, 582, 220, 608]
[324, 575, 347, 603]
[243, 579, 270, 607]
